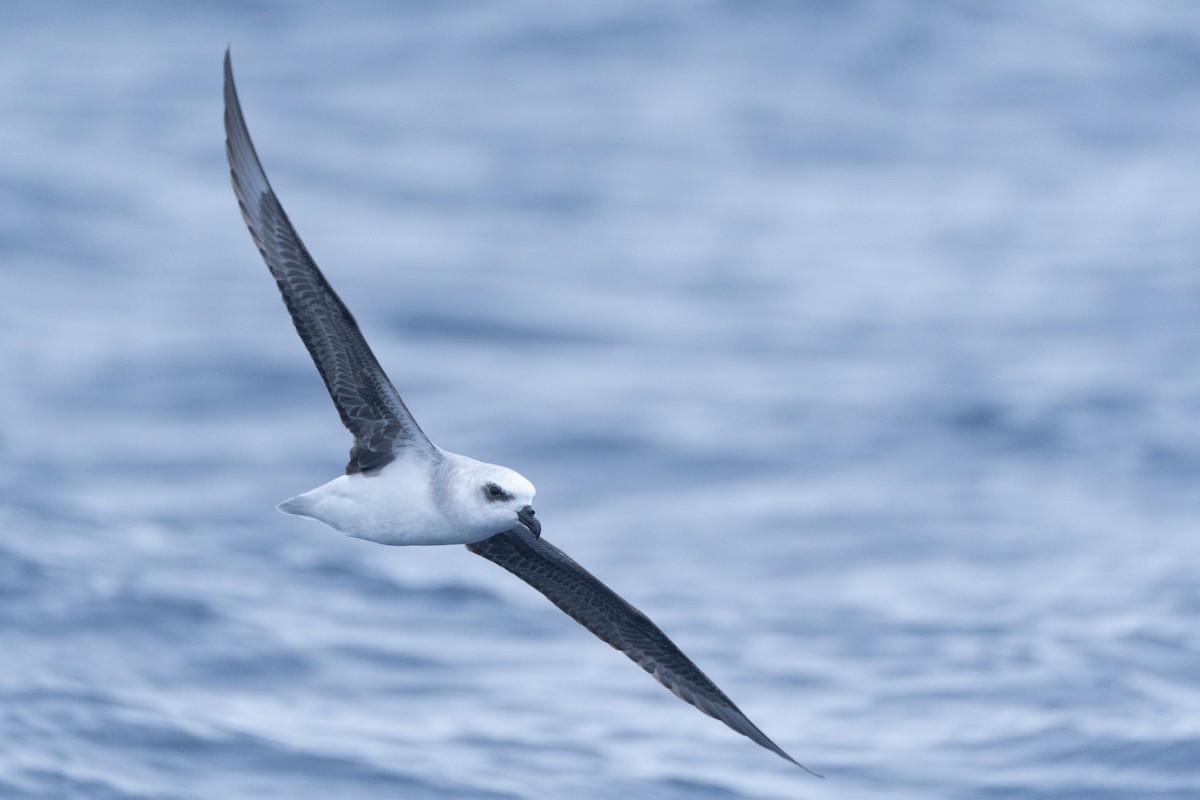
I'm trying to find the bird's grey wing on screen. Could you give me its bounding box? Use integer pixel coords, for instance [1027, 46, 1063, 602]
[223, 51, 435, 473]
[466, 527, 820, 776]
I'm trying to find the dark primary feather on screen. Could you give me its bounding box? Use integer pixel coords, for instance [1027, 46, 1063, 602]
[467, 528, 821, 776]
[223, 51, 435, 473]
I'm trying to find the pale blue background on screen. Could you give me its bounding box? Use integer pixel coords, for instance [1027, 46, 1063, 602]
[3, 3, 1200, 798]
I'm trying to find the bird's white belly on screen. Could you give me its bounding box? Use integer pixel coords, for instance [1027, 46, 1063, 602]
[277, 465, 470, 546]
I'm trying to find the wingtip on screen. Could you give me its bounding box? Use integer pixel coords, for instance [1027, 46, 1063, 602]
[765, 739, 823, 778]
[790, 757, 825, 780]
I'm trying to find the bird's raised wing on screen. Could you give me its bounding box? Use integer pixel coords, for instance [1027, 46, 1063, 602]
[466, 527, 820, 776]
[223, 51, 435, 473]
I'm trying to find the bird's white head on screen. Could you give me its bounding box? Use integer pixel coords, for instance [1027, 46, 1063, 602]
[442, 457, 539, 541]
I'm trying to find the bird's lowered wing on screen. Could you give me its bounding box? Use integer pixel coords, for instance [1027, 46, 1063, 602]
[223, 50, 435, 473]
[467, 527, 820, 776]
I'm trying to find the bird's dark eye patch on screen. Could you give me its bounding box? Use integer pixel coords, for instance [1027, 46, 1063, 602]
[484, 483, 512, 502]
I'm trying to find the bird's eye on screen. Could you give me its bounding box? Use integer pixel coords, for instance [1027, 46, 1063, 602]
[482, 482, 513, 502]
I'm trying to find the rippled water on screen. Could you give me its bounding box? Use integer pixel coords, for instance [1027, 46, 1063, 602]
[4, 3, 1200, 798]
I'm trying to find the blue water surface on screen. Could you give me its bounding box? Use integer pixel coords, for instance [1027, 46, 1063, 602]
[3, 3, 1200, 798]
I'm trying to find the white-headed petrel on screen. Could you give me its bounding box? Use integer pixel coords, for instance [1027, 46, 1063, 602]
[223, 50, 818, 776]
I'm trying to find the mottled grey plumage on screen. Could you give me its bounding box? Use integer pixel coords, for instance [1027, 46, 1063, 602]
[467, 527, 820, 776]
[224, 50, 817, 776]
[224, 51, 433, 473]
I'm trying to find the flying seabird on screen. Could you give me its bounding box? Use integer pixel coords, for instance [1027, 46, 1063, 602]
[223, 50, 819, 777]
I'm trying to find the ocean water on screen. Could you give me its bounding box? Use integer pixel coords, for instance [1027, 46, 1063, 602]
[3, 3, 1200, 798]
